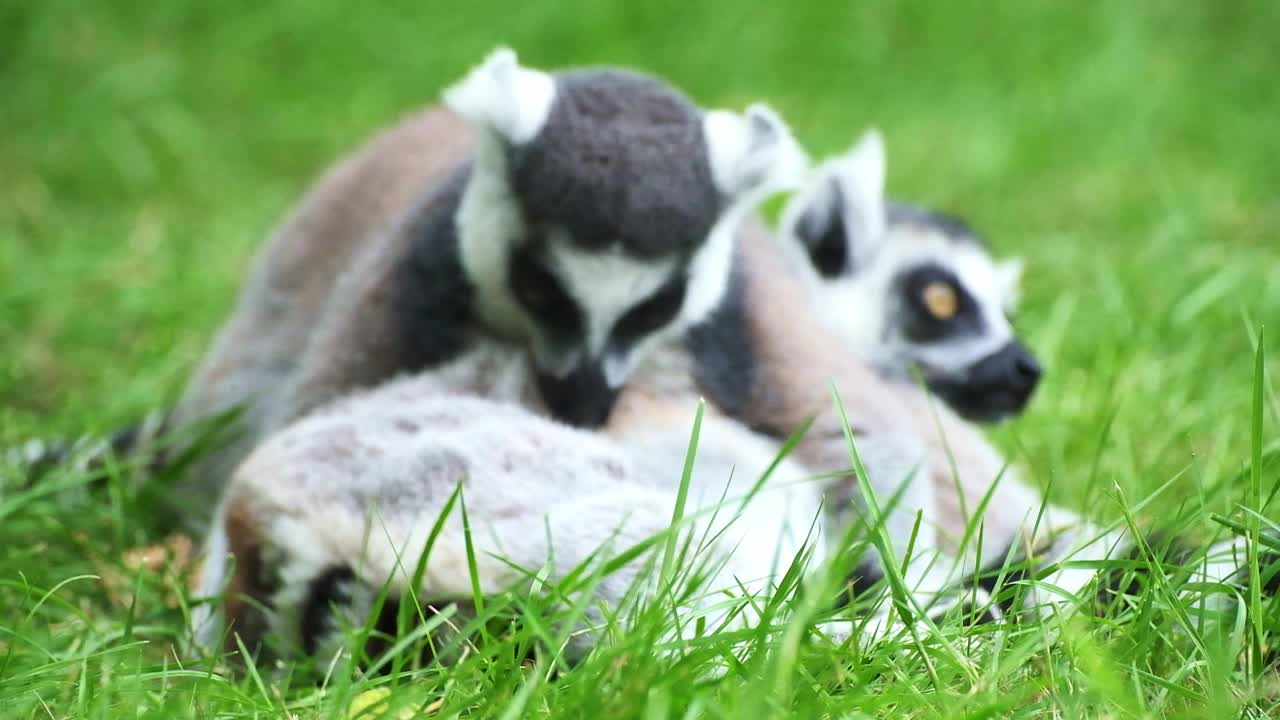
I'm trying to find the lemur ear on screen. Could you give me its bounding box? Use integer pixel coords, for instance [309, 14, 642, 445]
[996, 256, 1025, 312]
[782, 127, 888, 277]
[442, 47, 556, 145]
[703, 103, 809, 210]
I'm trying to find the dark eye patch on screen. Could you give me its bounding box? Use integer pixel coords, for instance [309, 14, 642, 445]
[896, 263, 984, 343]
[611, 274, 688, 349]
[508, 247, 581, 340]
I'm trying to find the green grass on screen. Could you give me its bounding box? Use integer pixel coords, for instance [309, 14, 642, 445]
[3, 0, 1280, 716]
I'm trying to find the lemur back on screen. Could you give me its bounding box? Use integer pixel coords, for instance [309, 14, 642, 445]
[170, 108, 475, 512]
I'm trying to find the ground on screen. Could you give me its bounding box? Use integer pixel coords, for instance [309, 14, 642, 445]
[2, 1, 1279, 717]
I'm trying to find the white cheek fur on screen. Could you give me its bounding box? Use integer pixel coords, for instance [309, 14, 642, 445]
[455, 132, 528, 342]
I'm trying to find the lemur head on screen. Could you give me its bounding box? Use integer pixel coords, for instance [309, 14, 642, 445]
[444, 48, 806, 428]
[779, 130, 1040, 423]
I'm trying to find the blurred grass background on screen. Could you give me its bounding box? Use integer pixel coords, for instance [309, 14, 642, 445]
[4, 0, 1277, 511]
[2, 1, 1279, 716]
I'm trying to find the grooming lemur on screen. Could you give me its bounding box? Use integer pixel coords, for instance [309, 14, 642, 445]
[152, 48, 807, 522]
[189, 124, 1050, 660]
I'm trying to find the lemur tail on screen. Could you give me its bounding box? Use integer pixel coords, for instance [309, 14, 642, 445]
[4, 411, 170, 483]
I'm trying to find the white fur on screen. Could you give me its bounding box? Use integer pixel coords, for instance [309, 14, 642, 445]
[190, 511, 230, 651]
[995, 257, 1025, 313]
[832, 128, 887, 259]
[703, 104, 809, 202]
[442, 47, 556, 145]
[599, 207, 741, 386]
[539, 234, 677, 383]
[454, 131, 528, 342]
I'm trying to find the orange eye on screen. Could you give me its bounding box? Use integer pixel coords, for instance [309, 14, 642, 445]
[922, 281, 958, 320]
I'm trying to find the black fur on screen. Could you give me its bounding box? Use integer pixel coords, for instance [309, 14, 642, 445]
[885, 201, 983, 247]
[794, 178, 849, 278]
[393, 166, 478, 371]
[685, 259, 756, 421]
[296, 566, 434, 669]
[612, 273, 688, 351]
[1091, 532, 1195, 616]
[926, 339, 1042, 423]
[831, 558, 887, 612]
[509, 69, 721, 259]
[895, 263, 985, 343]
[1262, 550, 1280, 596]
[300, 566, 357, 655]
[535, 362, 618, 429]
[7, 414, 167, 488]
[972, 543, 1038, 616]
[507, 241, 584, 344]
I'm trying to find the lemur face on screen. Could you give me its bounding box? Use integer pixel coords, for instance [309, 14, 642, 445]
[446, 49, 806, 427]
[781, 130, 1040, 423]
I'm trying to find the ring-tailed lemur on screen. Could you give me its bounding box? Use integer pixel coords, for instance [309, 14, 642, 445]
[772, 129, 1275, 624]
[136, 48, 805, 521]
[776, 130, 1038, 424]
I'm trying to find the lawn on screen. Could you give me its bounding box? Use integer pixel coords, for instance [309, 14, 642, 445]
[2, 1, 1279, 717]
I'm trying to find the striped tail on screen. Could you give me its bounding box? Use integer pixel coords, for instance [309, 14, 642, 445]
[3, 410, 170, 484]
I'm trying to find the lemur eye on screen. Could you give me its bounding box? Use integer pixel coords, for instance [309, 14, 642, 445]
[922, 281, 958, 320]
[615, 278, 687, 341]
[512, 258, 574, 317]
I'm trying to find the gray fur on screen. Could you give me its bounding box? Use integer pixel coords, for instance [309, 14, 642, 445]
[885, 201, 983, 248]
[511, 69, 722, 259]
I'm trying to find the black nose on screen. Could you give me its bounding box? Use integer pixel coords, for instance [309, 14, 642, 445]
[926, 339, 1044, 423]
[535, 362, 619, 429]
[1010, 348, 1042, 389]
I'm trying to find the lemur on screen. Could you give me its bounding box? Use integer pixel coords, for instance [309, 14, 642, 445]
[772, 129, 1274, 624]
[195, 369, 839, 661]
[141, 47, 806, 523]
[775, 130, 1037, 425]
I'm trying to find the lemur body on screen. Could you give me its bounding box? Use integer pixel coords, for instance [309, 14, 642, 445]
[197, 354, 837, 659]
[161, 49, 806, 520]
